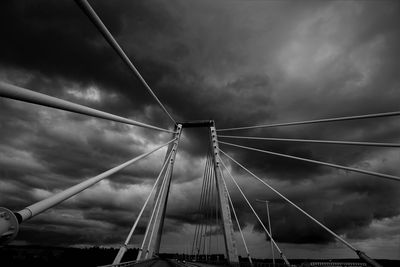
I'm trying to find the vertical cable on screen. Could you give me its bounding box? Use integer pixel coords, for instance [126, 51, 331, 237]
[191, 151, 210, 256]
[209, 163, 217, 260]
[209, 165, 216, 259]
[200, 154, 212, 257]
[203, 156, 211, 259]
[195, 151, 212, 260]
[197, 153, 209, 258]
[215, 176, 220, 258]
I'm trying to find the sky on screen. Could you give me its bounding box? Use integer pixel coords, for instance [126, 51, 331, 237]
[0, 0, 400, 261]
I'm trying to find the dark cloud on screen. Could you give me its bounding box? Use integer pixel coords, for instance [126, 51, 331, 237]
[1, 0, 400, 260]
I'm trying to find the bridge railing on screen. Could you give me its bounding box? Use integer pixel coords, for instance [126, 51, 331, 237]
[97, 257, 159, 267]
[183, 260, 289, 267]
[249, 263, 289, 267]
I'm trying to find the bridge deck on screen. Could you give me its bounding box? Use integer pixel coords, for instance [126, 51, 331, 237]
[99, 258, 224, 267]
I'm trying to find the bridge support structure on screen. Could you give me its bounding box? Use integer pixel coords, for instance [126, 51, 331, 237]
[137, 121, 238, 264]
[138, 124, 183, 259]
[0, 207, 19, 244]
[209, 124, 239, 264]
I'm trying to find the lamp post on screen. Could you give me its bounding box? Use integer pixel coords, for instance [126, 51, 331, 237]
[256, 199, 275, 266]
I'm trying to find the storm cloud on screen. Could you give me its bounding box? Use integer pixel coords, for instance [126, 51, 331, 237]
[0, 0, 400, 260]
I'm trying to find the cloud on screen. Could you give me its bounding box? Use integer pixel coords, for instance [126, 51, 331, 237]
[0, 0, 400, 260]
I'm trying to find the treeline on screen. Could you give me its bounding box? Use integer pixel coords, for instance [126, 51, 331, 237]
[0, 245, 138, 267]
[0, 246, 398, 267]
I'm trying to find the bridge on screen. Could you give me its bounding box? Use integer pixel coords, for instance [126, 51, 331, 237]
[0, 1, 398, 267]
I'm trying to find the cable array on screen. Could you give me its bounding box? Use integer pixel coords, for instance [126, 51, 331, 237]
[218, 157, 290, 266]
[0, 82, 175, 133]
[17, 138, 176, 222]
[218, 111, 400, 132]
[218, 149, 383, 267]
[75, 0, 176, 125]
[219, 135, 400, 148]
[137, 160, 172, 260]
[220, 168, 253, 265]
[0, 2, 396, 266]
[191, 150, 220, 261]
[219, 141, 400, 182]
[113, 149, 174, 264]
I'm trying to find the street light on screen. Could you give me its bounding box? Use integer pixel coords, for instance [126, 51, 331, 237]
[256, 199, 275, 266]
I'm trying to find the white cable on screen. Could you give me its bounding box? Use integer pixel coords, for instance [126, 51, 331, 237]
[219, 149, 358, 252]
[218, 156, 290, 266]
[217, 111, 400, 132]
[219, 141, 400, 182]
[220, 168, 253, 264]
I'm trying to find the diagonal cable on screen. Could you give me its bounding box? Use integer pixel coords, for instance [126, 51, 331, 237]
[0, 82, 175, 133]
[199, 153, 212, 257]
[145, 162, 171, 259]
[191, 151, 210, 255]
[219, 141, 400, 182]
[113, 148, 174, 264]
[219, 149, 358, 250]
[218, 135, 400, 148]
[215, 170, 220, 257]
[17, 138, 176, 222]
[136, 161, 171, 260]
[219, 149, 383, 267]
[217, 111, 400, 132]
[193, 151, 211, 257]
[75, 0, 176, 124]
[205, 156, 214, 259]
[208, 163, 216, 259]
[220, 167, 253, 265]
[218, 156, 290, 266]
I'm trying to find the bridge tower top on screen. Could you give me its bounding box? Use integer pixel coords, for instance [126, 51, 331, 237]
[178, 120, 215, 128]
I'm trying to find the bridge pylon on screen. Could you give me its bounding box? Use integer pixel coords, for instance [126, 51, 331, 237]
[138, 124, 183, 260]
[209, 123, 239, 264]
[136, 120, 239, 264]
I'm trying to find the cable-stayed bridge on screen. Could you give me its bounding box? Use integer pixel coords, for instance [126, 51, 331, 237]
[0, 1, 398, 267]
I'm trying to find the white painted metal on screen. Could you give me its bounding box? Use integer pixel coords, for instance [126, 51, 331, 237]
[191, 152, 211, 257]
[210, 126, 239, 264]
[144, 164, 170, 259]
[74, 0, 176, 125]
[207, 162, 215, 260]
[146, 124, 182, 258]
[113, 149, 174, 264]
[217, 111, 400, 132]
[219, 141, 400, 182]
[200, 154, 213, 259]
[0, 81, 174, 133]
[219, 135, 400, 148]
[218, 157, 290, 266]
[219, 149, 383, 267]
[220, 149, 357, 250]
[0, 207, 19, 245]
[17, 138, 176, 222]
[136, 162, 171, 260]
[221, 174, 253, 265]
